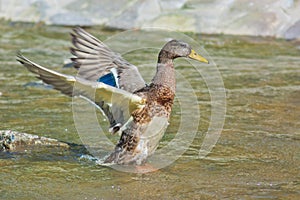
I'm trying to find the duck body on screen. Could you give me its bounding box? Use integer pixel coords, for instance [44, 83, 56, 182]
[105, 54, 176, 165]
[105, 83, 175, 165]
[17, 28, 208, 165]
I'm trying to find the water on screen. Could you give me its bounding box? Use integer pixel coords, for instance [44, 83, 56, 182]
[0, 21, 299, 199]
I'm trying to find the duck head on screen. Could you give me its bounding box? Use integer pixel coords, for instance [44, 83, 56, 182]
[158, 39, 209, 64]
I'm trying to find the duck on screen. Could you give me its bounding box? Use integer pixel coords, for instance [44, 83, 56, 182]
[17, 27, 209, 165]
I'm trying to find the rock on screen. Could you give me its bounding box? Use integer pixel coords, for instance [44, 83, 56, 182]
[0, 0, 300, 38]
[159, 0, 186, 10]
[145, 13, 196, 32]
[284, 20, 300, 40]
[0, 130, 69, 152]
[108, 1, 142, 29]
[50, 12, 93, 26]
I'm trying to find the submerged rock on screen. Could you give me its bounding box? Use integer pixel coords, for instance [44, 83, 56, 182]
[0, 130, 69, 152]
[23, 81, 54, 89]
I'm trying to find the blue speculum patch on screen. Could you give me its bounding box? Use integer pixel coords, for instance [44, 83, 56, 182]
[97, 72, 117, 87]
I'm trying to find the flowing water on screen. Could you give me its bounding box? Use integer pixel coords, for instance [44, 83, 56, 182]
[0, 21, 299, 199]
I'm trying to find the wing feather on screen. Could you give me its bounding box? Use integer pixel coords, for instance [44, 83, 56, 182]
[71, 27, 146, 93]
[16, 54, 145, 126]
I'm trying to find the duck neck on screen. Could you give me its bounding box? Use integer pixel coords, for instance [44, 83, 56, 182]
[151, 57, 176, 93]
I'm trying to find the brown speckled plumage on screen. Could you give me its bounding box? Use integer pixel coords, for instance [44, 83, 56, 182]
[105, 83, 175, 165]
[104, 41, 183, 165]
[17, 28, 209, 166]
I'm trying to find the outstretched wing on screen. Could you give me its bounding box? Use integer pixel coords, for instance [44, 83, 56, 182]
[16, 54, 145, 128]
[71, 27, 146, 93]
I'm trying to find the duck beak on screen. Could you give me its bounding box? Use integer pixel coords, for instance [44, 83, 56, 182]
[188, 49, 209, 64]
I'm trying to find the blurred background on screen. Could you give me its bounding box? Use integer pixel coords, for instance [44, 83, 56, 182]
[1, 0, 300, 40]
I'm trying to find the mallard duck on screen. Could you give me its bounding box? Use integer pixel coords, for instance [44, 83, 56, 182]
[17, 27, 208, 165]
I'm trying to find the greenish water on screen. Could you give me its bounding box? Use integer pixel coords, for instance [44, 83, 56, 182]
[0, 21, 299, 199]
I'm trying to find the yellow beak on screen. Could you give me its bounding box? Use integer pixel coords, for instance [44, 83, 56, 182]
[188, 49, 209, 64]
